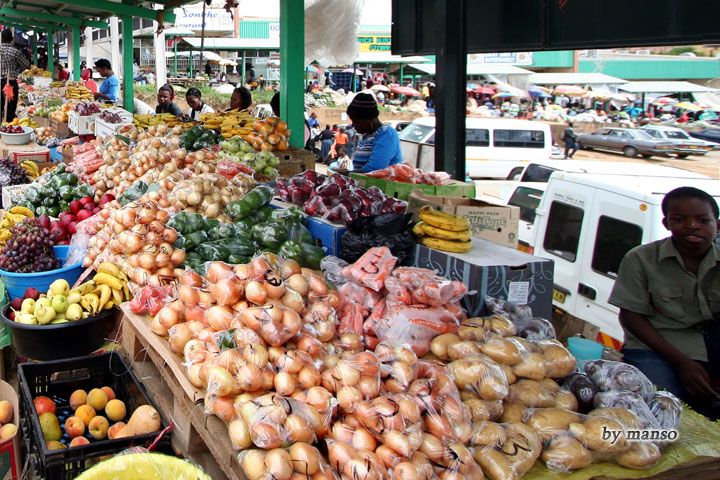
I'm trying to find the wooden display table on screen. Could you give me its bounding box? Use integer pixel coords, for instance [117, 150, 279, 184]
[121, 310, 245, 480]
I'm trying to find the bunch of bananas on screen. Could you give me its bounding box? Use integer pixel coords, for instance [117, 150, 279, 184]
[20, 160, 40, 179]
[133, 113, 184, 128]
[413, 206, 473, 253]
[0, 206, 34, 246]
[66, 83, 94, 100]
[3, 117, 37, 128]
[200, 111, 260, 138]
[69, 263, 131, 314]
[49, 81, 63, 88]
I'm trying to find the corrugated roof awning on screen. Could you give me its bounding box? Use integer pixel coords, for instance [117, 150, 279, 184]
[409, 63, 533, 76]
[618, 81, 719, 93]
[530, 72, 627, 85]
[183, 37, 279, 50]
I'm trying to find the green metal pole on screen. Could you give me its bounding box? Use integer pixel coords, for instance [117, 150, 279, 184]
[174, 37, 177, 76]
[32, 33, 37, 65]
[280, 0, 304, 148]
[241, 50, 246, 84]
[351, 62, 356, 92]
[189, 47, 193, 77]
[122, 16, 133, 111]
[72, 25, 80, 81]
[47, 32, 54, 76]
[400, 64, 404, 84]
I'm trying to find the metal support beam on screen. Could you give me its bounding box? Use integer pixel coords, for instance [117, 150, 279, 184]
[241, 50, 246, 84]
[280, 0, 304, 148]
[32, 32, 37, 64]
[72, 24, 80, 81]
[47, 31, 54, 76]
[122, 15, 133, 112]
[41, 0, 175, 23]
[85, 26, 93, 66]
[434, 0, 466, 180]
[0, 15, 59, 32]
[0, 7, 108, 29]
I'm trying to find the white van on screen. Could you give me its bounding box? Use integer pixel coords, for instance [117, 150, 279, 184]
[526, 172, 720, 347]
[398, 117, 552, 179]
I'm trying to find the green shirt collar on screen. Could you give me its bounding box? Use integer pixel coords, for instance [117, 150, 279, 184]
[658, 236, 720, 266]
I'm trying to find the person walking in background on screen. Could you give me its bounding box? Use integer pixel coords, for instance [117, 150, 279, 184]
[55, 62, 69, 81]
[317, 125, 334, 164]
[0, 28, 29, 122]
[307, 112, 319, 129]
[563, 122, 578, 159]
[36, 47, 47, 70]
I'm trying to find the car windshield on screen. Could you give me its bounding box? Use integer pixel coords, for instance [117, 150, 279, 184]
[633, 130, 655, 140]
[398, 123, 434, 143]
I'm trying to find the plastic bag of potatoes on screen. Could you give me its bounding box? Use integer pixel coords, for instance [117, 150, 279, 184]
[521, 407, 663, 472]
[240, 442, 339, 480]
[470, 421, 543, 480]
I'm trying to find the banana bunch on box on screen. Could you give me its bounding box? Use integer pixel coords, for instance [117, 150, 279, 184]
[67, 262, 131, 315]
[20, 160, 40, 179]
[200, 111, 260, 137]
[49, 81, 63, 88]
[413, 206, 473, 253]
[0, 207, 34, 247]
[66, 84, 94, 100]
[16, 117, 38, 128]
[133, 113, 185, 128]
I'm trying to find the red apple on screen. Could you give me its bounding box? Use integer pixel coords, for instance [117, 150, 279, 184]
[92, 207, 101, 215]
[76, 210, 92, 222]
[69, 200, 82, 215]
[24, 287, 40, 300]
[98, 194, 115, 206]
[33, 396, 56, 415]
[68, 222, 78, 235]
[79, 196, 93, 206]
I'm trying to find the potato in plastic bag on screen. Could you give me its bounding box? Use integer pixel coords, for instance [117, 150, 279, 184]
[472, 421, 542, 480]
[585, 359, 655, 402]
[447, 354, 509, 401]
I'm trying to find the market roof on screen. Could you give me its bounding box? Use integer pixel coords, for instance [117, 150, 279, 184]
[530, 72, 627, 85]
[183, 37, 279, 51]
[353, 52, 431, 64]
[409, 63, 533, 76]
[618, 81, 719, 93]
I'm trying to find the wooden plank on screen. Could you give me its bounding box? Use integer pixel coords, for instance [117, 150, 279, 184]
[594, 457, 720, 480]
[120, 307, 204, 402]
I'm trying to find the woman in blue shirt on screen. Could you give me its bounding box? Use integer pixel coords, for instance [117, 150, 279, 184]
[332, 93, 402, 174]
[93, 59, 118, 103]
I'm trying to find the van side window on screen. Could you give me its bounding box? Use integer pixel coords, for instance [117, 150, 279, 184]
[591, 216, 643, 278]
[493, 130, 545, 148]
[508, 187, 544, 224]
[521, 164, 557, 182]
[543, 201, 584, 262]
[466, 128, 489, 146]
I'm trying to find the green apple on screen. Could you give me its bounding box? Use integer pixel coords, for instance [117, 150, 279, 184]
[35, 305, 56, 325]
[21, 298, 35, 314]
[34, 298, 52, 313]
[49, 279, 70, 297]
[51, 295, 68, 314]
[67, 292, 82, 305]
[15, 312, 37, 325]
[65, 304, 83, 321]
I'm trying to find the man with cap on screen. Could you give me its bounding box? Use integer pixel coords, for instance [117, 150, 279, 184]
[334, 92, 402, 174]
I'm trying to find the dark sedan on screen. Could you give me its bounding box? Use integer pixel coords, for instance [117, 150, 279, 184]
[688, 128, 720, 148]
[576, 127, 675, 158]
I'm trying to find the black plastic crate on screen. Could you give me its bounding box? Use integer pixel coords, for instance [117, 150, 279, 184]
[18, 351, 171, 479]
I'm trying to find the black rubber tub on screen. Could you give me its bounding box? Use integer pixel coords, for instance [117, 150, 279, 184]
[1, 303, 113, 361]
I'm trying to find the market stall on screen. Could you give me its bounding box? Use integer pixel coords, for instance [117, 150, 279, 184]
[0, 107, 717, 480]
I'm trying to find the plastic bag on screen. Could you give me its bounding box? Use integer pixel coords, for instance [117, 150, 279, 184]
[320, 351, 382, 406]
[447, 354, 509, 401]
[320, 255, 349, 287]
[384, 267, 468, 307]
[471, 421, 543, 480]
[339, 214, 415, 265]
[584, 359, 655, 402]
[239, 443, 340, 480]
[127, 285, 174, 317]
[649, 391, 682, 430]
[326, 439, 389, 480]
[562, 372, 597, 413]
[65, 232, 89, 267]
[271, 349, 322, 396]
[593, 390, 661, 429]
[340, 246, 397, 291]
[514, 316, 557, 341]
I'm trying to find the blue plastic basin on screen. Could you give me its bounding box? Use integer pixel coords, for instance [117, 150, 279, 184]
[567, 337, 604, 372]
[0, 246, 84, 300]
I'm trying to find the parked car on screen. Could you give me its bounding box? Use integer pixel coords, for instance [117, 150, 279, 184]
[688, 128, 720, 147]
[383, 120, 412, 133]
[576, 127, 675, 158]
[639, 125, 713, 158]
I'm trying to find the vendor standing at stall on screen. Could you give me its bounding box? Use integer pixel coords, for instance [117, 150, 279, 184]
[156, 84, 183, 116]
[227, 86, 252, 112]
[332, 92, 401, 173]
[0, 28, 29, 122]
[186, 87, 215, 121]
[609, 186, 720, 419]
[93, 59, 118, 103]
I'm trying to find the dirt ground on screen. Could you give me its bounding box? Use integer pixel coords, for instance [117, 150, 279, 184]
[570, 148, 720, 179]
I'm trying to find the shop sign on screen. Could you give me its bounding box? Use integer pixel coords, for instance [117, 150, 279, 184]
[174, 7, 234, 32]
[468, 52, 533, 65]
[358, 35, 391, 52]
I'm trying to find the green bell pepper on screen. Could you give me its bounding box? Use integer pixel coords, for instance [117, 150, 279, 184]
[167, 212, 190, 234]
[228, 254, 252, 265]
[35, 206, 48, 216]
[58, 185, 73, 201]
[203, 217, 221, 232]
[47, 205, 60, 218]
[24, 187, 39, 203]
[251, 223, 288, 250]
[287, 222, 314, 246]
[198, 243, 229, 262]
[278, 240, 304, 264]
[184, 230, 209, 250]
[117, 182, 146, 205]
[42, 196, 56, 207]
[300, 242, 326, 270]
[225, 199, 252, 219]
[209, 223, 237, 241]
[270, 206, 306, 225]
[72, 183, 94, 199]
[186, 213, 206, 233]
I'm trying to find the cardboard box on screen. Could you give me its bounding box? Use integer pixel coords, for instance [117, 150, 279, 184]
[413, 238, 554, 319]
[61, 144, 74, 163]
[350, 173, 475, 200]
[68, 112, 98, 135]
[407, 190, 520, 248]
[0, 140, 50, 164]
[32, 116, 50, 129]
[0, 380, 22, 480]
[271, 200, 346, 256]
[50, 119, 71, 139]
[275, 147, 316, 178]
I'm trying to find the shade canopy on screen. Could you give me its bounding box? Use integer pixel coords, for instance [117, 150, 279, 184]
[392, 85, 422, 96]
[618, 81, 719, 94]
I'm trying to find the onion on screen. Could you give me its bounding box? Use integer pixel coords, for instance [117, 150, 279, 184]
[358, 377, 380, 401]
[288, 442, 320, 475]
[206, 366, 238, 396]
[197, 289, 214, 306]
[241, 450, 267, 480]
[213, 278, 242, 306]
[245, 281, 268, 304]
[228, 418, 253, 450]
[235, 363, 264, 391]
[285, 414, 313, 443]
[354, 351, 380, 376]
[150, 315, 168, 336]
[252, 423, 285, 450]
[179, 270, 204, 287]
[184, 339, 208, 364]
[274, 372, 297, 396]
[352, 427, 377, 451]
[169, 323, 194, 354]
[297, 366, 321, 389]
[215, 349, 243, 375]
[304, 386, 332, 413]
[162, 228, 178, 243]
[330, 421, 354, 443]
[207, 305, 233, 331]
[285, 274, 309, 297]
[157, 306, 180, 329]
[297, 336, 322, 357]
[280, 289, 304, 312]
[138, 251, 156, 271]
[207, 262, 234, 283]
[178, 285, 199, 305]
[170, 248, 186, 266]
[376, 445, 404, 469]
[337, 386, 362, 413]
[328, 442, 355, 472]
[243, 344, 269, 369]
[336, 361, 361, 387]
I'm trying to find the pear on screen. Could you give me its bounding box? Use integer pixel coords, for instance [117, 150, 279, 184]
[35, 305, 55, 325]
[21, 298, 35, 314]
[15, 312, 37, 325]
[49, 279, 70, 297]
[50, 319, 69, 324]
[34, 298, 52, 314]
[65, 304, 83, 321]
[67, 292, 82, 305]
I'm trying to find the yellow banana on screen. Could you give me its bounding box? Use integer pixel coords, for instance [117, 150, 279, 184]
[97, 262, 122, 278]
[111, 287, 123, 306]
[93, 272, 124, 290]
[412, 222, 427, 237]
[418, 222, 472, 242]
[70, 280, 97, 296]
[97, 284, 113, 310]
[417, 236, 473, 253]
[418, 206, 470, 232]
[81, 293, 100, 313]
[8, 206, 34, 217]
